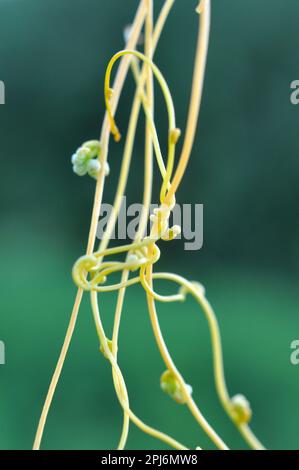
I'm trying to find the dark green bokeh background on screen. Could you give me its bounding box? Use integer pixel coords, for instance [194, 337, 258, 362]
[1, 0, 299, 450]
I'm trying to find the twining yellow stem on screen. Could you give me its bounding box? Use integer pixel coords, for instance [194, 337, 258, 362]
[165, 0, 211, 204]
[142, 0, 154, 242]
[32, 289, 84, 450]
[79, 256, 265, 450]
[140, 266, 184, 302]
[94, 49, 176, 262]
[97, 67, 145, 450]
[101, 0, 176, 450]
[239, 424, 265, 450]
[32, 0, 148, 451]
[105, 50, 175, 134]
[104, 50, 179, 204]
[103, 69, 145, 449]
[72, 0, 226, 451]
[90, 291, 190, 450]
[96, 0, 175, 255]
[35, 0, 265, 453]
[82, 0, 264, 451]
[90, 0, 200, 448]
[145, 259, 229, 450]
[130, 60, 171, 186]
[115, 0, 155, 450]
[111, 2, 176, 450]
[130, 21, 231, 441]
[144, 272, 265, 450]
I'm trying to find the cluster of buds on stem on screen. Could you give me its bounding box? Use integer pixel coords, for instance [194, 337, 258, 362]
[149, 197, 181, 242]
[71, 140, 110, 180]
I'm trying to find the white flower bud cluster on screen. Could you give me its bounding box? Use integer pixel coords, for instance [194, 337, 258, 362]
[71, 140, 109, 180]
[150, 202, 181, 242]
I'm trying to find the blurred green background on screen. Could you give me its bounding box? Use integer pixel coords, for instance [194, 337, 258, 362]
[1, 0, 299, 450]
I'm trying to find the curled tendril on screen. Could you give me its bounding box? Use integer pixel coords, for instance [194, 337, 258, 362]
[64, 0, 266, 453]
[149, 194, 182, 244]
[73, 185, 181, 294]
[72, 255, 98, 290]
[73, 241, 162, 292]
[104, 49, 181, 209]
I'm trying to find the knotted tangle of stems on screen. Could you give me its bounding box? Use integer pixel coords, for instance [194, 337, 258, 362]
[33, 0, 265, 451]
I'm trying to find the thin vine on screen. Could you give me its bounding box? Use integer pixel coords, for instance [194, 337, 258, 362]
[33, 0, 265, 451]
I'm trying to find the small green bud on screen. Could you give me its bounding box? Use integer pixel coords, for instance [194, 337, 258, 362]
[162, 225, 181, 241]
[160, 370, 192, 405]
[230, 394, 252, 425]
[169, 128, 181, 145]
[87, 159, 101, 179]
[127, 253, 140, 271]
[76, 146, 90, 163]
[83, 140, 101, 159]
[73, 161, 88, 176]
[71, 153, 78, 164]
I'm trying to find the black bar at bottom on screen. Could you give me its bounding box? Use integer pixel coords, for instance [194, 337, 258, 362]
[0, 449, 296, 465]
